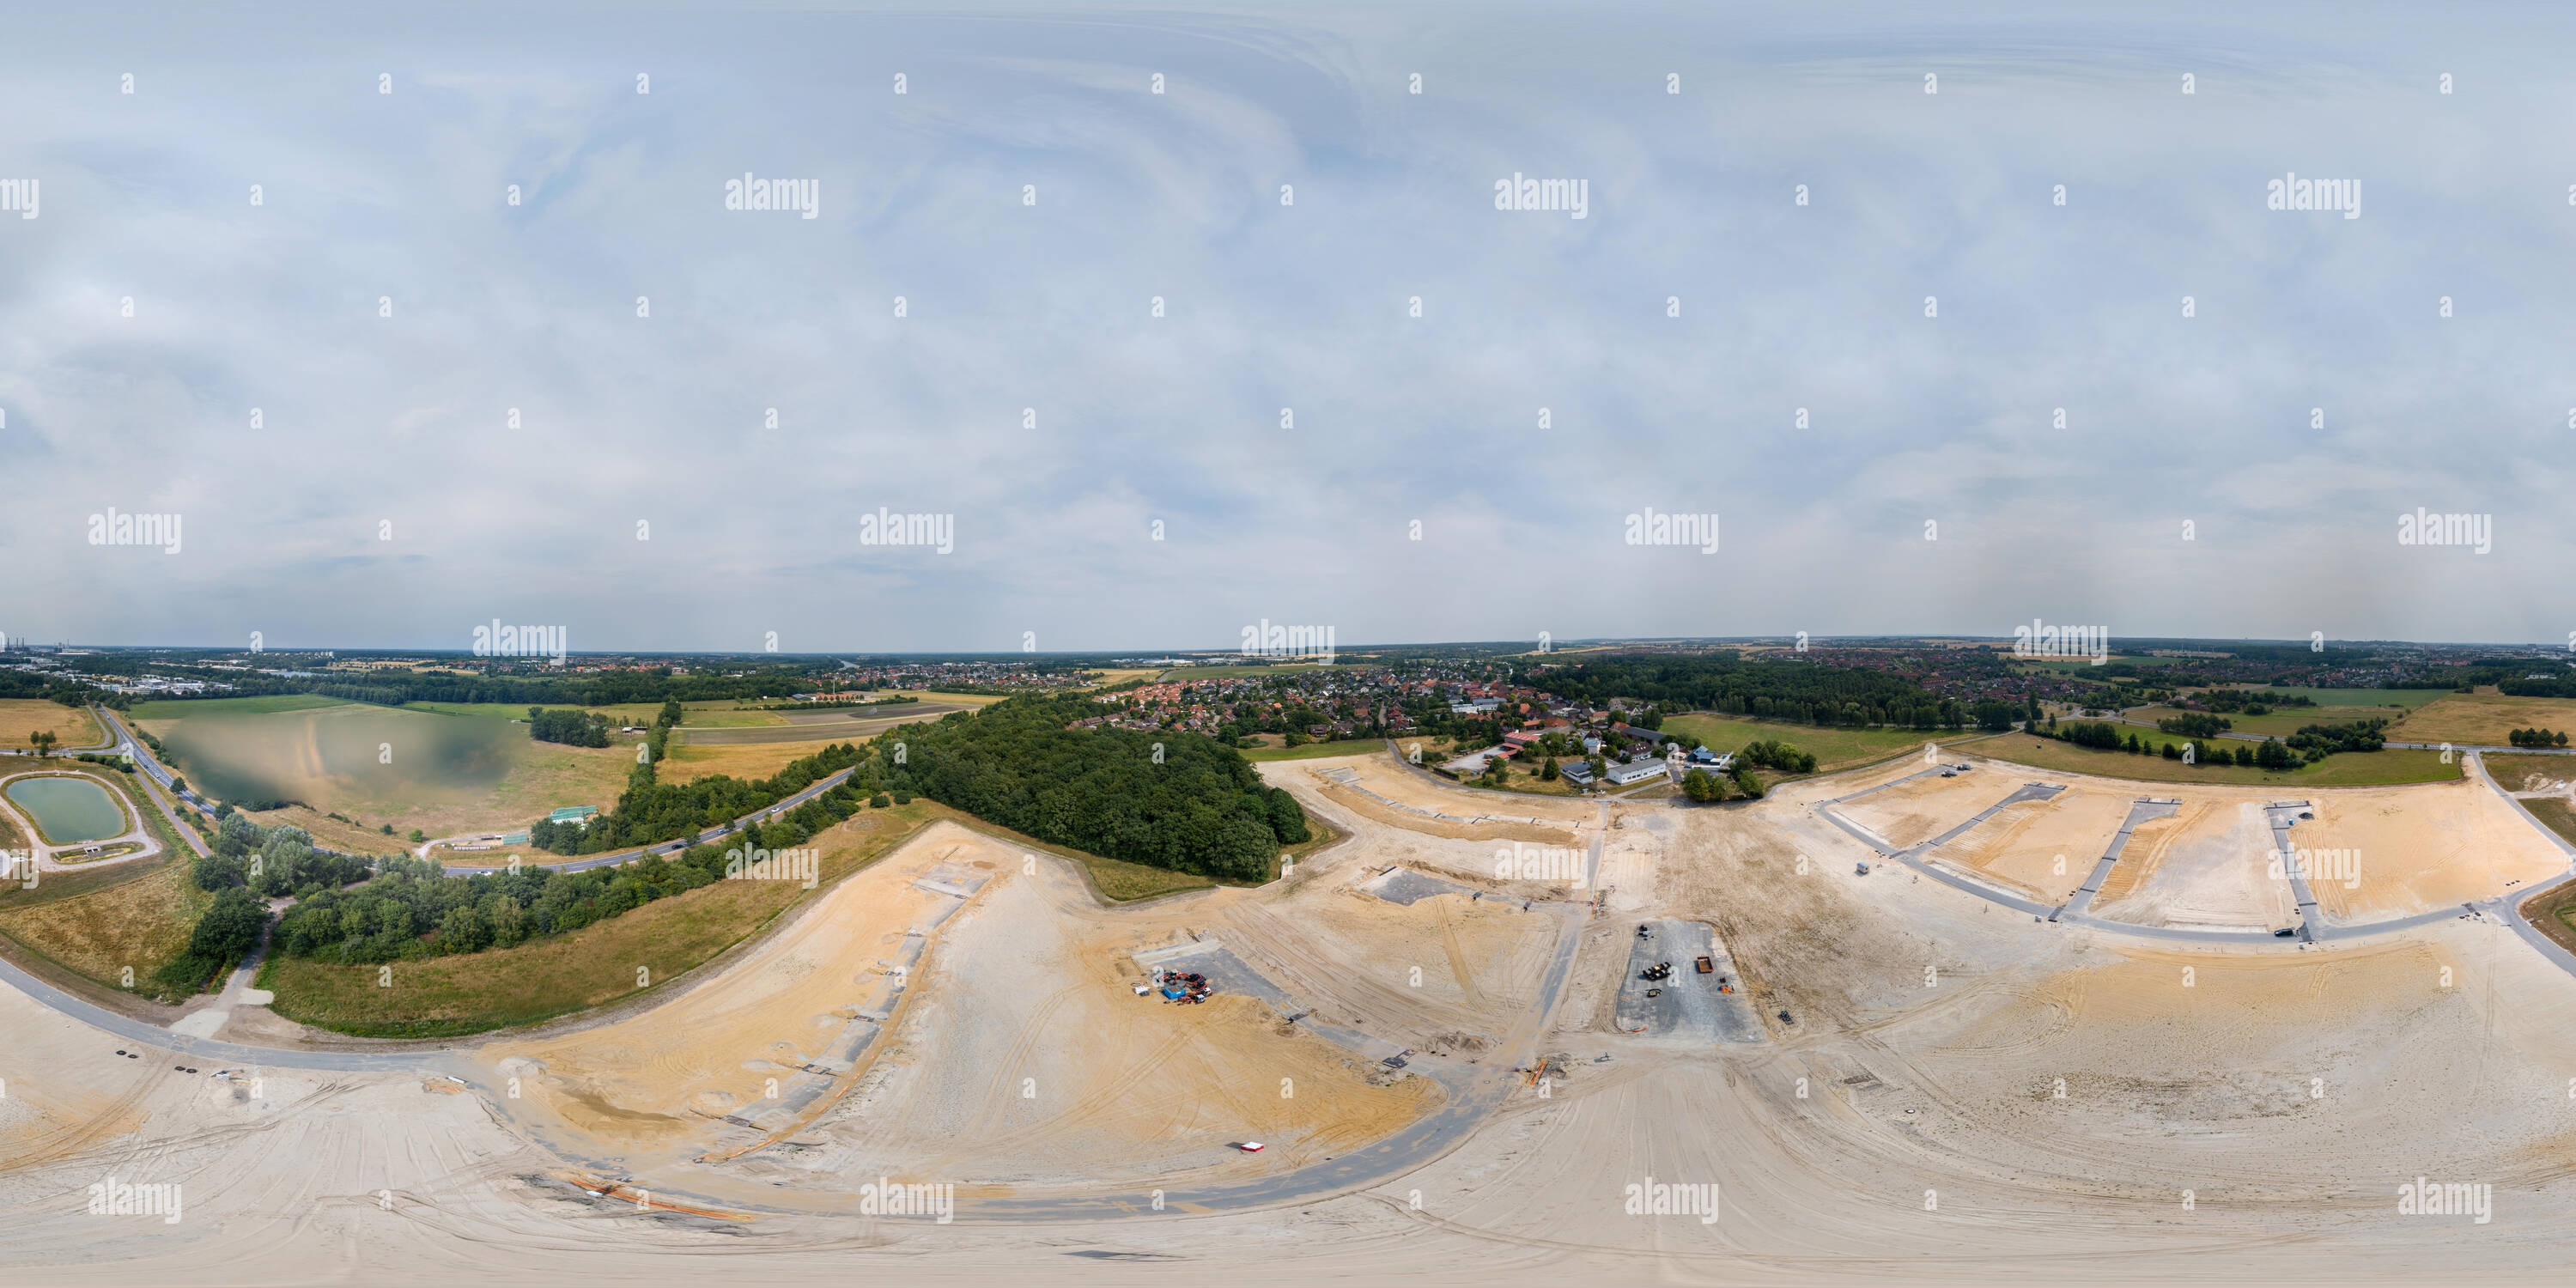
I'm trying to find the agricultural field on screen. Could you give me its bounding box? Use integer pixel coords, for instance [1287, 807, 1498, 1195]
[2390, 692, 2576, 747]
[1971, 733, 2460, 787]
[0, 700, 103, 752]
[0, 861, 208, 993]
[1660, 714, 1983, 773]
[133, 696, 634, 836]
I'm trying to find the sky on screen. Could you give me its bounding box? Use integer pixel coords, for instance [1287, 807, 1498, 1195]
[3, 1, 2572, 655]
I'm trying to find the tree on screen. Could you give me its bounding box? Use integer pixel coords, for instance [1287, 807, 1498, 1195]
[1681, 768, 1716, 803]
[29, 730, 55, 757]
[1540, 756, 1559, 781]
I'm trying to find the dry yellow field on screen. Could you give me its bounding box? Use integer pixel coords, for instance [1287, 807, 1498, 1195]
[2391, 692, 2576, 746]
[0, 863, 207, 988]
[0, 700, 101, 752]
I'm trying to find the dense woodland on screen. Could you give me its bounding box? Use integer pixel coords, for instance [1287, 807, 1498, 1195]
[527, 706, 611, 746]
[868, 695, 1309, 881]
[1525, 654, 1989, 730]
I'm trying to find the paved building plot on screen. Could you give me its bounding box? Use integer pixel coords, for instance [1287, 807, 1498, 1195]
[1614, 919, 1765, 1045]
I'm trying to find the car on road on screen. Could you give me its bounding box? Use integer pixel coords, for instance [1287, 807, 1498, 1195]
[2273, 928, 2297, 938]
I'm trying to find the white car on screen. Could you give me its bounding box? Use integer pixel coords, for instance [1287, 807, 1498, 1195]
[1236, 1141, 1265, 1152]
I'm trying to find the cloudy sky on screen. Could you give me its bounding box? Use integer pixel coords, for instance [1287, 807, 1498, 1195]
[3, 1, 2570, 654]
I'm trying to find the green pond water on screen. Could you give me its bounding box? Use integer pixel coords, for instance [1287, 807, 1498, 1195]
[5, 775, 129, 844]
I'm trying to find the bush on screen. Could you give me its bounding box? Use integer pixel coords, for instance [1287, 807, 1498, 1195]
[154, 887, 271, 993]
[892, 791, 913, 805]
[870, 793, 890, 808]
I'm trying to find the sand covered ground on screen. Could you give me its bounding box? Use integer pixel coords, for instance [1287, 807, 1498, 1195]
[2288, 775, 2571, 920]
[1833, 767, 2014, 850]
[13, 751, 2576, 1284]
[1928, 787, 2139, 902]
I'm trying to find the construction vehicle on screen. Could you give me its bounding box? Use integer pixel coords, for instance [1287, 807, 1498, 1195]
[1694, 956, 1714, 974]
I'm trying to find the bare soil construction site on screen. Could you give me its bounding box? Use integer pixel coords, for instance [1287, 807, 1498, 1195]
[8, 745, 2576, 1285]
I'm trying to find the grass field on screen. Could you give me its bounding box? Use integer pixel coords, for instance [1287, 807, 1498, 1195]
[0, 700, 103, 752]
[2519, 871, 2576, 957]
[1971, 736, 2461, 787]
[130, 693, 348, 719]
[1081, 668, 1166, 688]
[258, 795, 1234, 1036]
[2248, 685, 2449, 708]
[659, 740, 858, 786]
[2483, 753, 2576, 794]
[0, 862, 208, 995]
[2521, 797, 2576, 850]
[237, 804, 406, 857]
[2391, 693, 2576, 747]
[1242, 738, 1387, 762]
[1661, 714, 1982, 773]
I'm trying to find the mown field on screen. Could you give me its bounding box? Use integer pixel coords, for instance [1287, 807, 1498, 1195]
[2391, 693, 2576, 747]
[1971, 735, 2460, 787]
[258, 794, 1236, 1037]
[0, 699, 103, 751]
[1661, 714, 1983, 773]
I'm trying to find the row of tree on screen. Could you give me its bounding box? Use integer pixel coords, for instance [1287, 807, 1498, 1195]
[275, 780, 888, 963]
[2508, 727, 2571, 747]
